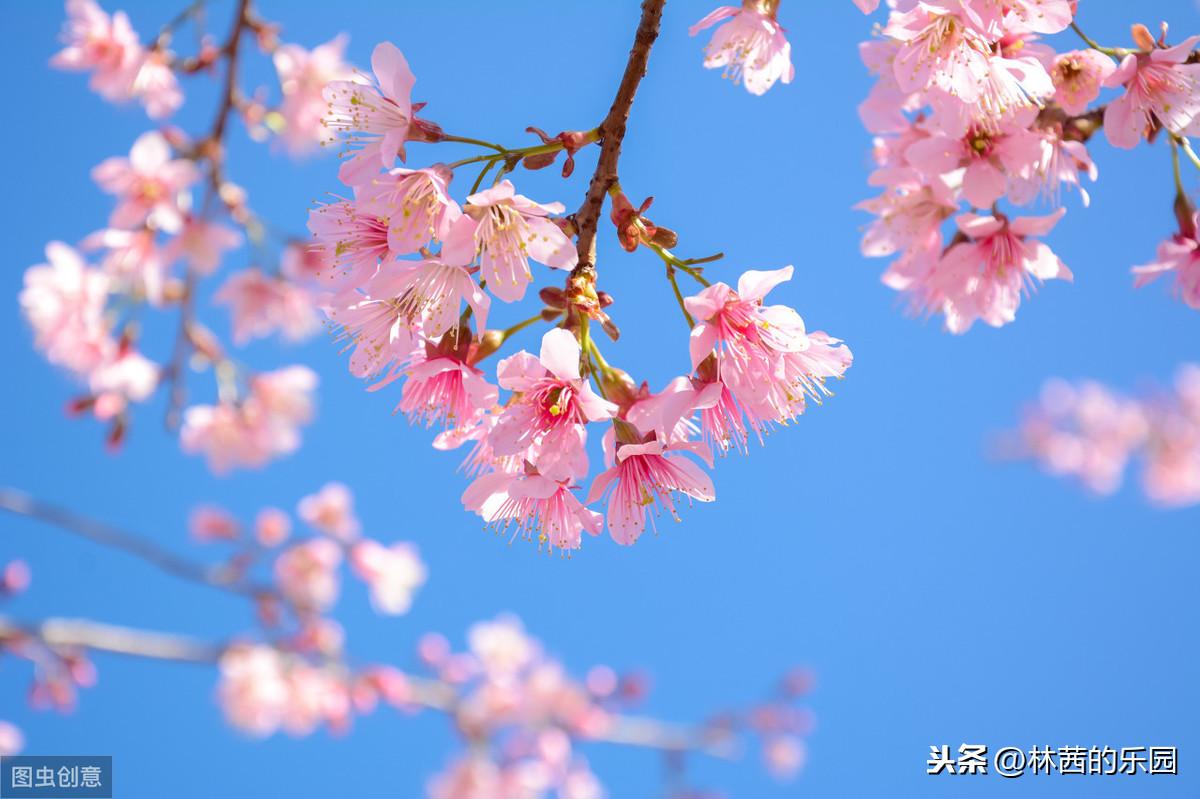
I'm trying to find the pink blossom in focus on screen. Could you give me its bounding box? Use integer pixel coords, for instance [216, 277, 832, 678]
[357, 164, 461, 255]
[20, 242, 113, 375]
[586, 440, 715, 545]
[349, 539, 426, 615]
[323, 42, 417, 184]
[1103, 35, 1200, 149]
[396, 352, 498, 430]
[462, 471, 602, 553]
[931, 210, 1072, 333]
[1051, 49, 1116, 115]
[357, 256, 490, 342]
[297, 482, 360, 541]
[904, 112, 1043, 207]
[306, 198, 392, 288]
[215, 268, 320, 344]
[1132, 213, 1200, 309]
[91, 131, 199, 233]
[688, 3, 794, 96]
[50, 0, 142, 103]
[441, 181, 577, 303]
[255, 507, 292, 548]
[189, 505, 241, 542]
[274, 539, 342, 612]
[273, 35, 353, 154]
[490, 329, 617, 482]
[883, 2, 992, 103]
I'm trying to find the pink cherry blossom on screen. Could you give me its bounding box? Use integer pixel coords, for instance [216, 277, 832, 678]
[396, 352, 498, 430]
[50, 0, 142, 104]
[20, 242, 113, 375]
[1141, 366, 1200, 507]
[298, 482, 360, 542]
[189, 505, 241, 542]
[490, 329, 617, 482]
[1007, 126, 1098, 207]
[1103, 35, 1200, 149]
[255, 508, 292, 548]
[852, 0, 880, 13]
[357, 164, 461, 255]
[349, 539, 426, 615]
[441, 181, 577, 303]
[0, 721, 23, 756]
[217, 644, 291, 736]
[462, 471, 602, 553]
[884, 2, 992, 103]
[323, 42, 417, 184]
[904, 112, 1043, 207]
[275, 538, 342, 612]
[274, 35, 353, 154]
[358, 256, 490, 342]
[306, 198, 391, 287]
[858, 168, 958, 257]
[1051, 49, 1116, 115]
[1132, 212, 1200, 309]
[129, 49, 182, 118]
[998, 0, 1074, 36]
[323, 282, 420, 381]
[81, 227, 168, 304]
[164, 217, 243, 275]
[215, 268, 320, 344]
[932, 210, 1072, 332]
[91, 131, 199, 234]
[1, 561, 32, 595]
[688, 3, 794, 96]
[586, 439, 715, 545]
[87, 348, 158, 419]
[180, 366, 317, 474]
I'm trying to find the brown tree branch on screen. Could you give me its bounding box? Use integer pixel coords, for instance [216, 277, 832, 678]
[0, 487, 273, 598]
[572, 0, 667, 274]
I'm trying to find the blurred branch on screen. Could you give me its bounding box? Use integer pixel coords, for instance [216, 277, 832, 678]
[0, 615, 222, 663]
[0, 487, 273, 598]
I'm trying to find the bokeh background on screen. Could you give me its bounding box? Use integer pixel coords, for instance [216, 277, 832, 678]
[2, 1, 1198, 796]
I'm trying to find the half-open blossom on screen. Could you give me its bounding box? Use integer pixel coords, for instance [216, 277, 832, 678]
[357, 165, 460, 255]
[1051, 49, 1116, 115]
[933, 210, 1071, 332]
[50, 0, 141, 103]
[490, 329, 617, 482]
[586, 440, 715, 545]
[91, 131, 199, 233]
[688, 2, 794, 96]
[1133, 213, 1200, 309]
[298, 482, 360, 542]
[275, 539, 342, 612]
[462, 471, 602, 553]
[323, 42, 416, 184]
[1104, 35, 1200, 149]
[20, 242, 112, 375]
[442, 181, 577, 303]
[396, 352, 497, 430]
[349, 539, 426, 615]
[215, 268, 320, 344]
[274, 35, 353, 154]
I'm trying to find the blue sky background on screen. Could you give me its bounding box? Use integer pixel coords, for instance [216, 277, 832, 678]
[2, 1, 1199, 796]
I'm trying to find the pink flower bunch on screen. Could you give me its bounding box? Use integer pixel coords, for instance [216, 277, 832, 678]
[51, 0, 182, 117]
[272, 35, 354, 154]
[855, 2, 1200, 325]
[689, 1, 794, 95]
[1009, 365, 1200, 507]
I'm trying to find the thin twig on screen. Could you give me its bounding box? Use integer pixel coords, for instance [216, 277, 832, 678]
[572, 0, 667, 274]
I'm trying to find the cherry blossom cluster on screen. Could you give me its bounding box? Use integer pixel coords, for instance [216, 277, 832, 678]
[0, 483, 814, 797]
[20, 0, 360, 469]
[313, 36, 851, 554]
[852, 0, 1200, 331]
[1005, 364, 1200, 507]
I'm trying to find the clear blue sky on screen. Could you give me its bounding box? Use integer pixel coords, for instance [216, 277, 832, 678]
[3, 1, 1199, 796]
